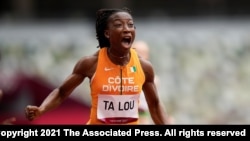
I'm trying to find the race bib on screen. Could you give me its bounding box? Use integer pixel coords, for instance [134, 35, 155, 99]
[97, 94, 140, 124]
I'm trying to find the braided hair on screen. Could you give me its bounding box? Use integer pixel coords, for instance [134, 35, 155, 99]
[95, 7, 132, 48]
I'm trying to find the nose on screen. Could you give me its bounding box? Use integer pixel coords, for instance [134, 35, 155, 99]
[123, 24, 134, 32]
[123, 25, 129, 31]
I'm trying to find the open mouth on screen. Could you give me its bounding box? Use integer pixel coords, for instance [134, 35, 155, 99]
[121, 37, 132, 46]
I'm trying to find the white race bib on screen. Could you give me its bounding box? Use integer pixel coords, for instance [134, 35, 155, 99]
[97, 94, 140, 124]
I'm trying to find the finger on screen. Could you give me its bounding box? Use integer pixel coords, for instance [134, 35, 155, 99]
[25, 109, 33, 117]
[27, 114, 35, 121]
[26, 105, 36, 110]
[25, 110, 35, 120]
[25, 106, 36, 114]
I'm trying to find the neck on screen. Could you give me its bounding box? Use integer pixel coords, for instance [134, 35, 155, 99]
[107, 48, 130, 66]
[108, 48, 128, 59]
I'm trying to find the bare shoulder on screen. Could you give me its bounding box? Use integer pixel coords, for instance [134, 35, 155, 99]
[73, 50, 99, 78]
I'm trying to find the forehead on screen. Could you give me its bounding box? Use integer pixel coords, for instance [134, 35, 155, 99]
[108, 12, 133, 22]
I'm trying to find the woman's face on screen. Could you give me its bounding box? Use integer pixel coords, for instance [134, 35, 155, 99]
[105, 12, 136, 52]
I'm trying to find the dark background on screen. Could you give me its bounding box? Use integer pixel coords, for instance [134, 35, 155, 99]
[1, 0, 250, 21]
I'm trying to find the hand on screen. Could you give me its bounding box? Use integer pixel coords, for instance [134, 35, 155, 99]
[1, 117, 16, 125]
[25, 105, 41, 121]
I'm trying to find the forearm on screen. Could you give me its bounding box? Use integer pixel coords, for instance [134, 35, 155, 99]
[150, 103, 169, 125]
[39, 88, 66, 115]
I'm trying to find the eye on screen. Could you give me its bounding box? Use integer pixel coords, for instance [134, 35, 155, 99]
[128, 23, 134, 28]
[114, 24, 122, 28]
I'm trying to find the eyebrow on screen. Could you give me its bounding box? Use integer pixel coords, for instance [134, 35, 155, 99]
[112, 18, 133, 22]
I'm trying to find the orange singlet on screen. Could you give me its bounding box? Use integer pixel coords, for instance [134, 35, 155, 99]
[86, 47, 145, 125]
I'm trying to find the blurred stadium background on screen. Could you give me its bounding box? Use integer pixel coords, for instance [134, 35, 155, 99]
[1, 0, 250, 124]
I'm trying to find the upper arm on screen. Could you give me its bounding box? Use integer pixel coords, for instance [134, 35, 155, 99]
[58, 54, 97, 98]
[140, 59, 160, 108]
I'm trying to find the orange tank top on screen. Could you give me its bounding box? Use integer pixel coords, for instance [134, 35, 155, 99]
[86, 47, 145, 125]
